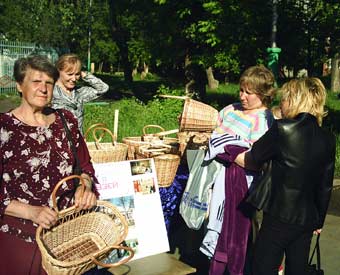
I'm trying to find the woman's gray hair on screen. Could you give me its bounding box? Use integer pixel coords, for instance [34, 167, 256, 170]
[13, 55, 59, 84]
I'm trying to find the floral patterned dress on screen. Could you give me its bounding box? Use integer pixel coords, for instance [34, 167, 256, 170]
[0, 109, 97, 242]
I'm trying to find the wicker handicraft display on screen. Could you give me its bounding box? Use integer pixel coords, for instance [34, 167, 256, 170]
[36, 175, 134, 275]
[122, 125, 179, 160]
[86, 127, 128, 163]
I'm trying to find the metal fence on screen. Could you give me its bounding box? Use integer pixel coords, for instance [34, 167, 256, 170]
[0, 40, 59, 94]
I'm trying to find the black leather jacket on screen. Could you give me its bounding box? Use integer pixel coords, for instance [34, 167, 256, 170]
[250, 113, 335, 229]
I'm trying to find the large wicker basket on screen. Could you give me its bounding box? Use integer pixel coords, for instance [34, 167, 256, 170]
[153, 154, 180, 188]
[122, 125, 179, 160]
[36, 175, 134, 275]
[159, 95, 218, 132]
[86, 127, 128, 163]
[180, 98, 218, 132]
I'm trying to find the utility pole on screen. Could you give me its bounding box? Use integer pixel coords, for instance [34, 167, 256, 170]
[267, 0, 281, 83]
[87, 0, 92, 72]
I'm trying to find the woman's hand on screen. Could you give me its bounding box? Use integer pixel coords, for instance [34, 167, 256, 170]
[81, 71, 89, 79]
[5, 200, 58, 229]
[74, 174, 97, 210]
[313, 229, 322, 235]
[28, 205, 58, 229]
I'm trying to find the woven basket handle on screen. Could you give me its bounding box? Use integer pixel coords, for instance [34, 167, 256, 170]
[92, 127, 117, 148]
[154, 129, 179, 137]
[139, 145, 170, 153]
[159, 95, 189, 100]
[142, 125, 165, 135]
[84, 123, 107, 141]
[51, 175, 86, 213]
[91, 245, 135, 268]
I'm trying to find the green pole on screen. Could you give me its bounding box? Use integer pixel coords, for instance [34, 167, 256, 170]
[87, 0, 92, 71]
[267, 0, 281, 84]
[267, 47, 281, 82]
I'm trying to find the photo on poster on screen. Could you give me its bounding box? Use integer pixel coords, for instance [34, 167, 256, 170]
[105, 195, 135, 227]
[133, 178, 156, 195]
[130, 159, 153, 175]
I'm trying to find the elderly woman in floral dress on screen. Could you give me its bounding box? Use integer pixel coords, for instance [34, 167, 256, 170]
[0, 55, 98, 274]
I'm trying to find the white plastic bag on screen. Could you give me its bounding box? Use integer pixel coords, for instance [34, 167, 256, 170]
[179, 149, 222, 229]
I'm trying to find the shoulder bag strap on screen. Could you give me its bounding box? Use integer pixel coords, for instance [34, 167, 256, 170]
[56, 109, 81, 176]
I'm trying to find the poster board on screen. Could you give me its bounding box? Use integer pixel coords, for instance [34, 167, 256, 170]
[93, 158, 169, 261]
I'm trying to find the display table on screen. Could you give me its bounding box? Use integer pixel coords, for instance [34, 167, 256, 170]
[110, 252, 196, 275]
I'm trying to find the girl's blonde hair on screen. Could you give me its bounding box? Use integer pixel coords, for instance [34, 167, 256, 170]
[280, 77, 327, 126]
[239, 65, 276, 107]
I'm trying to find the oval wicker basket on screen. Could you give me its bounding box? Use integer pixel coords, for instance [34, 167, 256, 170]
[36, 175, 134, 275]
[153, 154, 180, 188]
[86, 127, 128, 163]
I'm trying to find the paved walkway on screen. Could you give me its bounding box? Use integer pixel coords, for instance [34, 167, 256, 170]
[319, 181, 340, 275]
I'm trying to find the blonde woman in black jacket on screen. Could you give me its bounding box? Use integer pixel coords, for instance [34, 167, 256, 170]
[235, 77, 335, 275]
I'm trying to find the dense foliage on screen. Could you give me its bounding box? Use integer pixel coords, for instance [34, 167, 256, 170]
[1, 0, 340, 85]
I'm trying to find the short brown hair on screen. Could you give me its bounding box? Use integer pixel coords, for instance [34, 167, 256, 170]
[13, 55, 59, 84]
[239, 65, 276, 107]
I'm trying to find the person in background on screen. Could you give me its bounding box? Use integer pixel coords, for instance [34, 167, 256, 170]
[51, 53, 109, 134]
[199, 65, 276, 275]
[0, 55, 98, 274]
[235, 77, 335, 275]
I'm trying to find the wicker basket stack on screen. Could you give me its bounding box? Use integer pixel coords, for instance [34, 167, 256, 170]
[122, 125, 179, 160]
[36, 175, 134, 275]
[122, 125, 180, 188]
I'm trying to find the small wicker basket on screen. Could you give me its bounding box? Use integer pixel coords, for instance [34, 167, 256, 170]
[36, 175, 134, 275]
[86, 127, 128, 163]
[153, 154, 181, 188]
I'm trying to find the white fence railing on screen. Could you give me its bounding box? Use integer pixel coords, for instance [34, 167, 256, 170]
[0, 40, 59, 94]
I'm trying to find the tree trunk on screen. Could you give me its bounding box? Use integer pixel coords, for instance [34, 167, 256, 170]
[206, 67, 219, 90]
[109, 0, 133, 84]
[331, 53, 340, 92]
[141, 63, 149, 79]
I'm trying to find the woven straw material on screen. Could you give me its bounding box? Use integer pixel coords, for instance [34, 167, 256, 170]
[87, 142, 128, 163]
[36, 175, 134, 275]
[180, 98, 218, 132]
[122, 137, 178, 160]
[86, 127, 128, 163]
[153, 154, 180, 188]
